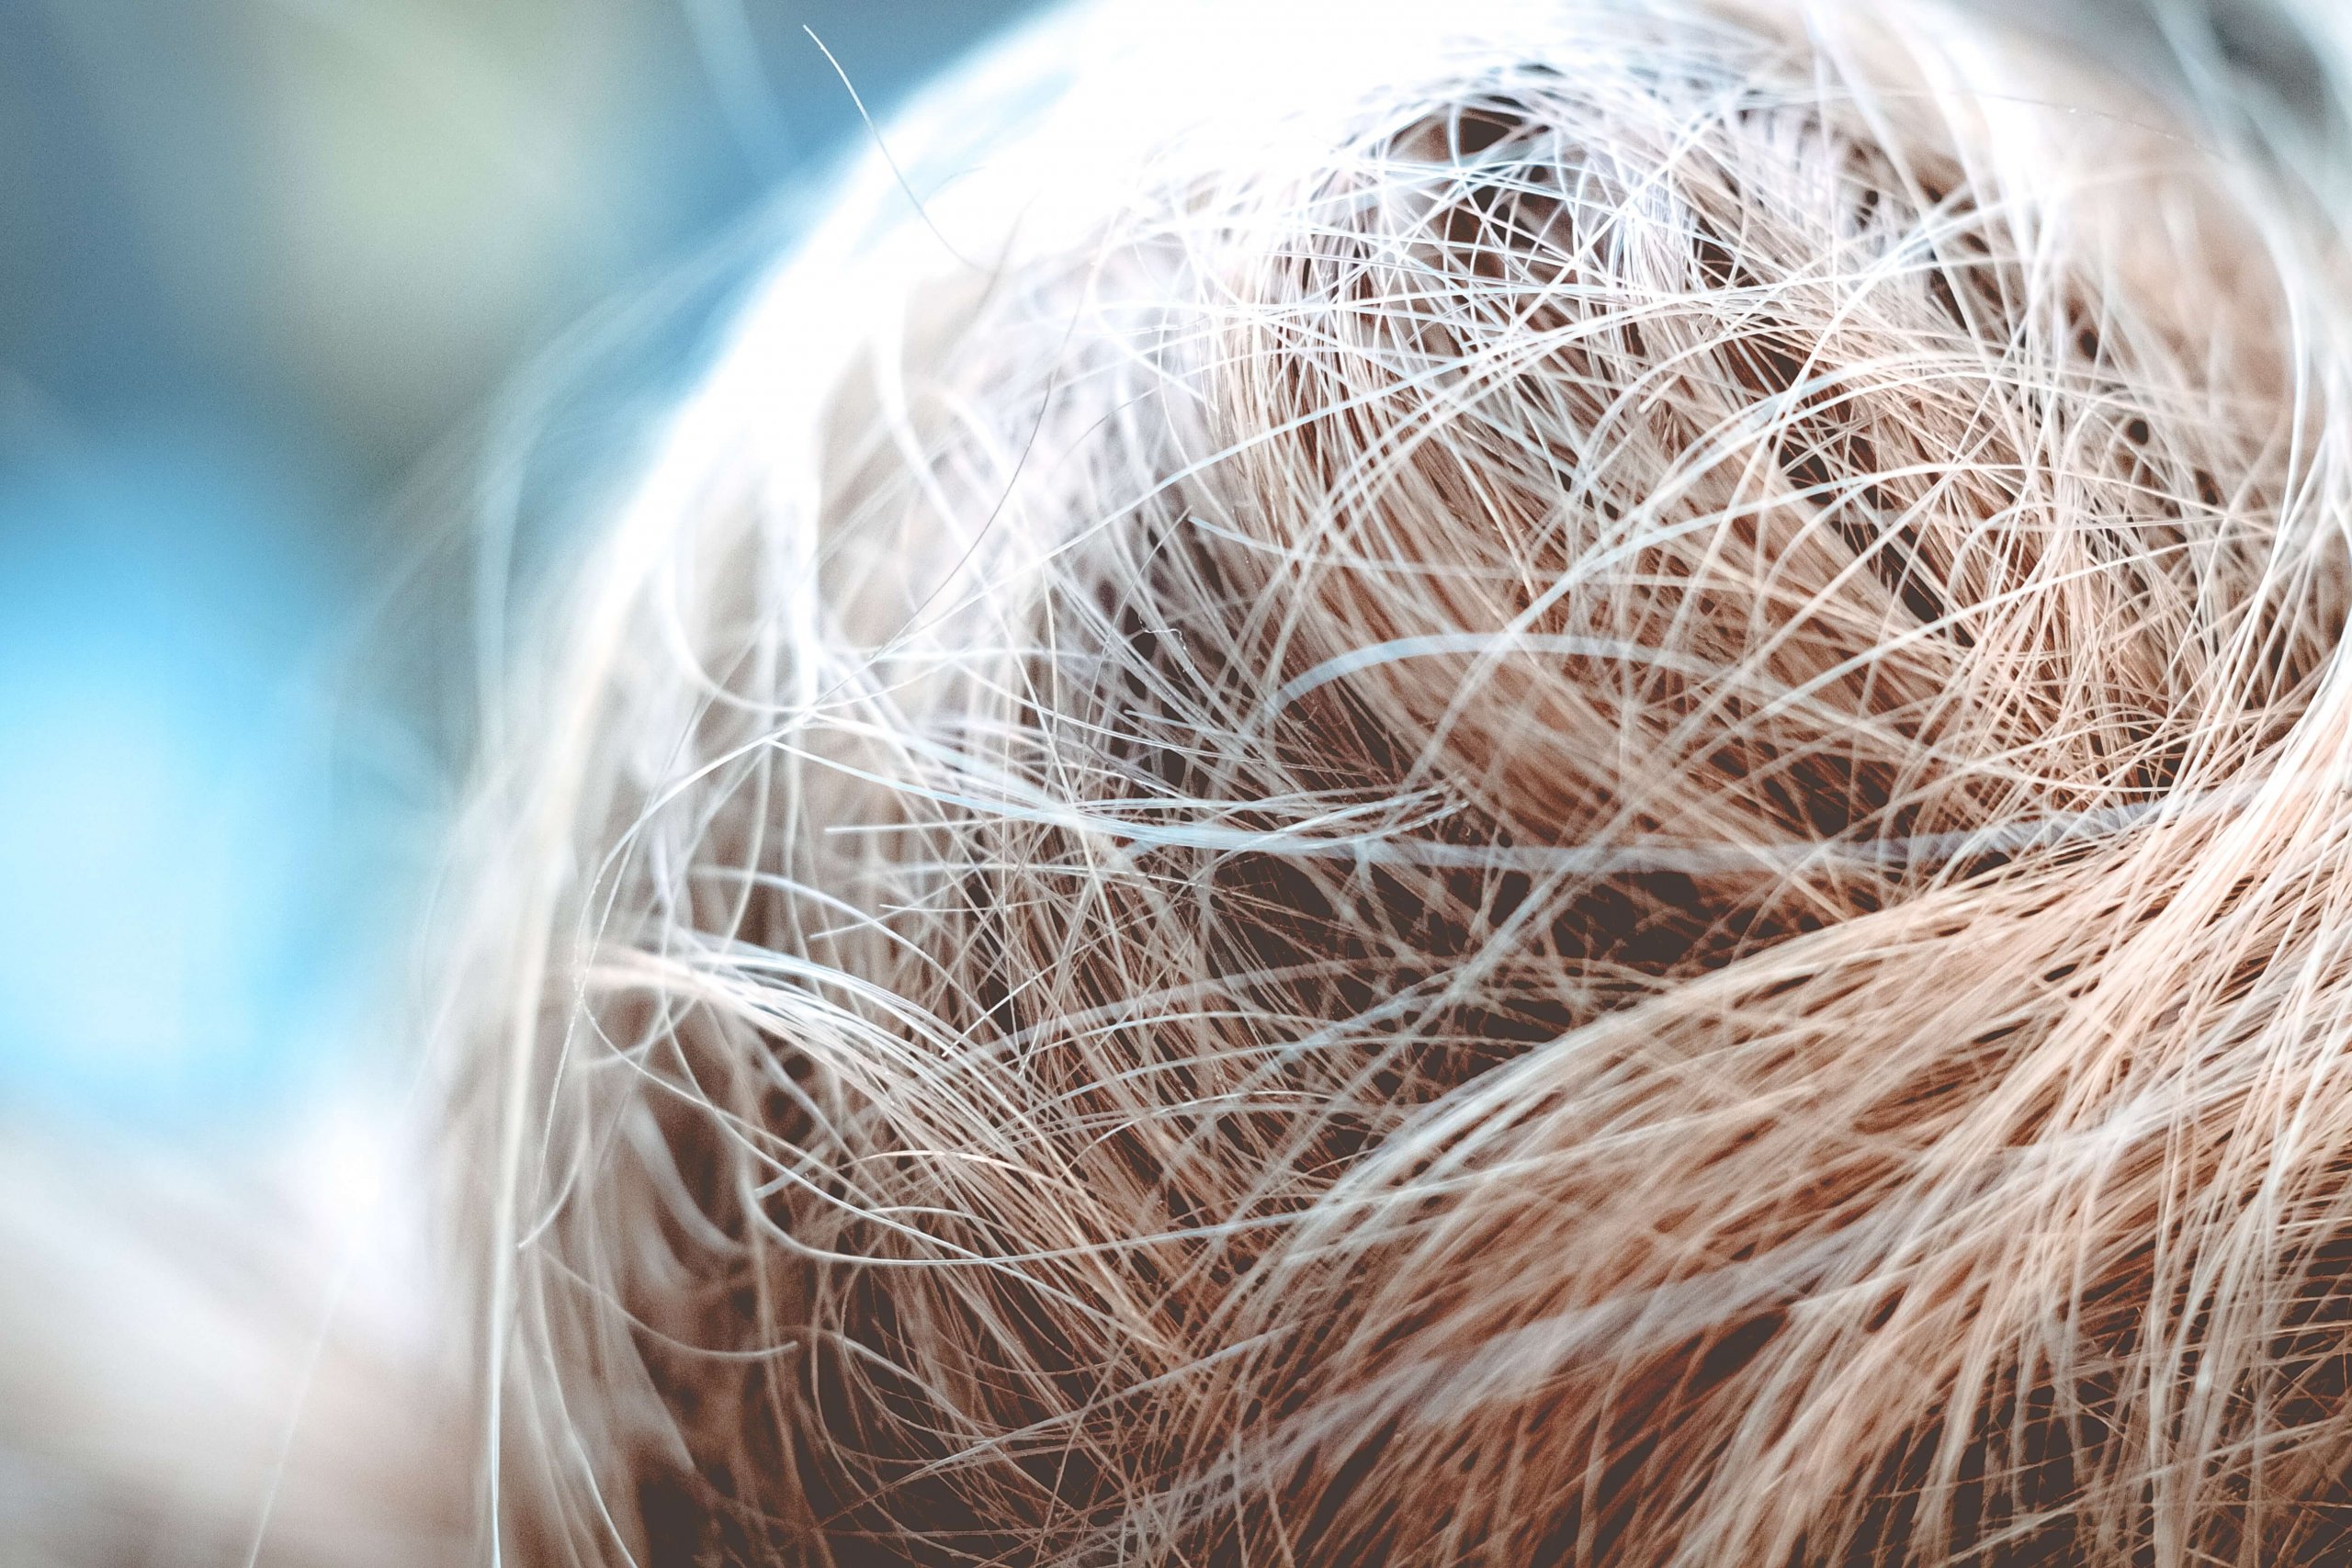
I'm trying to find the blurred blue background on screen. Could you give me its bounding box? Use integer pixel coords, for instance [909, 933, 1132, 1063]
[0, 0, 1033, 1128]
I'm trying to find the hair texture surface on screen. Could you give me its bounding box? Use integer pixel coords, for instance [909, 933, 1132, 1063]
[453, 1, 2352, 1562]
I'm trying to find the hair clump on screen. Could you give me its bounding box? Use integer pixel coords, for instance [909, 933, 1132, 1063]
[455, 2, 2352, 1563]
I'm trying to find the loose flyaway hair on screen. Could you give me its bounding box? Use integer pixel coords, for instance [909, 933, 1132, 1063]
[444, 0, 2352, 1562]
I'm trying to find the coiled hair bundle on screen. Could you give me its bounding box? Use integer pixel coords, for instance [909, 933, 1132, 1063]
[446, 1, 2352, 1562]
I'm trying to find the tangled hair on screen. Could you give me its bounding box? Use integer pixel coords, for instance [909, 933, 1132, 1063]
[452, 0, 2352, 1562]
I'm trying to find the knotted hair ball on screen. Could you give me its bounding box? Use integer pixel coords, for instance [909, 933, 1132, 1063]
[449, 1, 2352, 1562]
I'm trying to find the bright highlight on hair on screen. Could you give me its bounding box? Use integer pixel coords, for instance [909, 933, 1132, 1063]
[446, 0, 2352, 1562]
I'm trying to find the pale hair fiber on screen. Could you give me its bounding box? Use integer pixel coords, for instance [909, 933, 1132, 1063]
[435, 0, 2352, 1562]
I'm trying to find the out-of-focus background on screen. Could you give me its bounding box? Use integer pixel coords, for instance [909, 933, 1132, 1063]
[0, 0, 1040, 1135]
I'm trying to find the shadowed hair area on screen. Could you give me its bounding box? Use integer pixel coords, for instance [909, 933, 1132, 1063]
[449, 1, 2352, 1562]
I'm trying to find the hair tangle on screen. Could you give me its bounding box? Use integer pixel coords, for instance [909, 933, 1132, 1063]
[445, 2, 2352, 1563]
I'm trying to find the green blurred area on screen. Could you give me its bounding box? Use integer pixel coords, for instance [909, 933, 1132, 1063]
[0, 0, 1035, 491]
